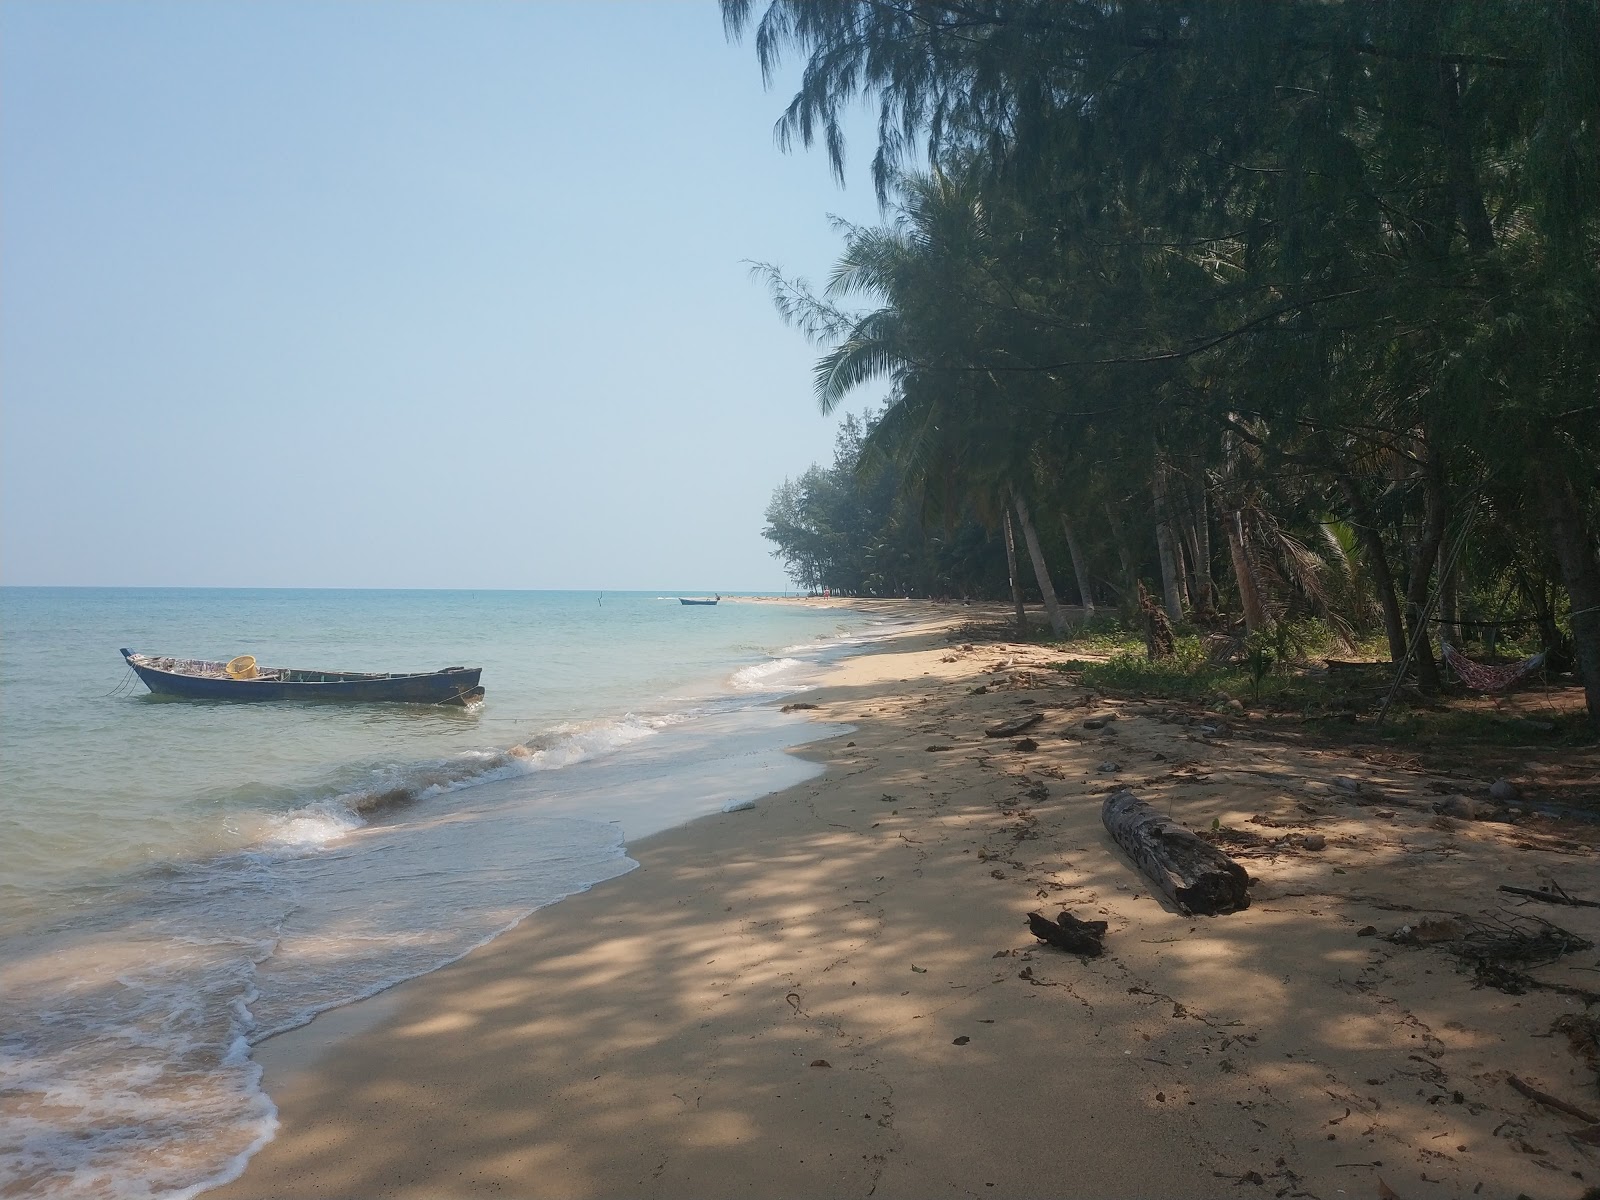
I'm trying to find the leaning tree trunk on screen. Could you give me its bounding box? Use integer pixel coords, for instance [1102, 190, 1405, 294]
[1003, 508, 1026, 636]
[1183, 478, 1216, 616]
[1013, 490, 1067, 637]
[1225, 508, 1269, 635]
[1060, 513, 1095, 619]
[1336, 472, 1409, 665]
[1537, 474, 1600, 734]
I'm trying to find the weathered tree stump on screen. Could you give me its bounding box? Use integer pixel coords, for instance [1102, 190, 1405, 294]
[1138, 582, 1175, 660]
[1027, 910, 1107, 956]
[1101, 790, 1251, 915]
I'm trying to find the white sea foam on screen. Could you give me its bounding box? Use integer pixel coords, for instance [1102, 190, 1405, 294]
[0, 810, 634, 1199]
[729, 657, 805, 689]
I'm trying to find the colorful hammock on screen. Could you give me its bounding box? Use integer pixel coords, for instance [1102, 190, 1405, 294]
[1441, 642, 1546, 691]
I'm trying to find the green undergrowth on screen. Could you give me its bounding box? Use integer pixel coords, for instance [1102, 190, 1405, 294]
[971, 615, 1590, 744]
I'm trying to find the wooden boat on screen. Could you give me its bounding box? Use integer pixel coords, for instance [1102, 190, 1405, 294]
[678, 595, 720, 606]
[119, 649, 484, 705]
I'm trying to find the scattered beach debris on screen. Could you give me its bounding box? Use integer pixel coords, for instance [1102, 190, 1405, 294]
[985, 712, 1043, 738]
[780, 701, 819, 712]
[1101, 790, 1251, 916]
[1553, 1013, 1600, 1075]
[952, 1036, 970, 1045]
[721, 798, 757, 813]
[1026, 910, 1107, 956]
[1389, 917, 1466, 946]
[1200, 824, 1273, 853]
[1387, 910, 1594, 994]
[925, 744, 954, 752]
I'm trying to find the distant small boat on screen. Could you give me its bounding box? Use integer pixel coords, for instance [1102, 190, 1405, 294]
[119, 650, 484, 705]
[678, 595, 720, 606]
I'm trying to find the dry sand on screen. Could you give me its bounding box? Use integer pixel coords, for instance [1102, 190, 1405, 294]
[211, 607, 1600, 1200]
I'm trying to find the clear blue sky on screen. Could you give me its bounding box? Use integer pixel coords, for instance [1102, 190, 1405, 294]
[0, 0, 887, 589]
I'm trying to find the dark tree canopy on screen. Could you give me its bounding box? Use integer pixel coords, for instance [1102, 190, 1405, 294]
[736, 0, 1600, 729]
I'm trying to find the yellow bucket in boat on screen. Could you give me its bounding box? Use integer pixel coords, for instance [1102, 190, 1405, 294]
[226, 655, 258, 680]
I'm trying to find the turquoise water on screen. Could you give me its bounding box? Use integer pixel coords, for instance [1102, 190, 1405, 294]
[0, 588, 892, 1199]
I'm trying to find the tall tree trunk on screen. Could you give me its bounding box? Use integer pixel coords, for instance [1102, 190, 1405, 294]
[1104, 501, 1138, 611]
[1186, 480, 1216, 616]
[1437, 60, 1496, 255]
[1438, 545, 1461, 648]
[1537, 474, 1600, 733]
[1003, 508, 1026, 636]
[1151, 454, 1185, 624]
[1225, 509, 1269, 635]
[1060, 513, 1095, 619]
[1402, 448, 1447, 692]
[1164, 521, 1190, 624]
[1013, 490, 1067, 637]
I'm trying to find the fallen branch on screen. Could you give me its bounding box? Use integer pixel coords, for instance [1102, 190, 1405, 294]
[1499, 884, 1600, 910]
[1507, 1074, 1600, 1125]
[1026, 910, 1107, 956]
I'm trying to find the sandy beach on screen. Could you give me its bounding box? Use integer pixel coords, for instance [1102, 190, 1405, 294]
[211, 606, 1600, 1200]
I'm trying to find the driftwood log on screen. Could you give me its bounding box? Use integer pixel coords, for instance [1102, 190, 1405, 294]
[1101, 790, 1251, 916]
[985, 712, 1043, 738]
[1027, 910, 1107, 956]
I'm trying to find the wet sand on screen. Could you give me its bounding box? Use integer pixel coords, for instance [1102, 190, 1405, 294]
[211, 608, 1600, 1199]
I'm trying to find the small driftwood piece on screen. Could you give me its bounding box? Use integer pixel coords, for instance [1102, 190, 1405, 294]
[1499, 883, 1600, 909]
[985, 712, 1043, 738]
[1027, 911, 1107, 956]
[1101, 790, 1251, 916]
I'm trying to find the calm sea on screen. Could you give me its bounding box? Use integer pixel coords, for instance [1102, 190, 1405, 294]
[0, 588, 895, 1199]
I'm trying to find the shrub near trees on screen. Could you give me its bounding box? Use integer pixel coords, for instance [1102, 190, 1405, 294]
[736, 0, 1600, 733]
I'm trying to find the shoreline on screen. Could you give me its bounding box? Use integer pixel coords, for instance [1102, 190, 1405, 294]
[210, 606, 1600, 1199]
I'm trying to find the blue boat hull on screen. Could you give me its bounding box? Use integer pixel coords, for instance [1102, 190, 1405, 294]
[120, 650, 484, 705]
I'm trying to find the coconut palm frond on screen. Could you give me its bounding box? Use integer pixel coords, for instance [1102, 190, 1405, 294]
[813, 310, 911, 413]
